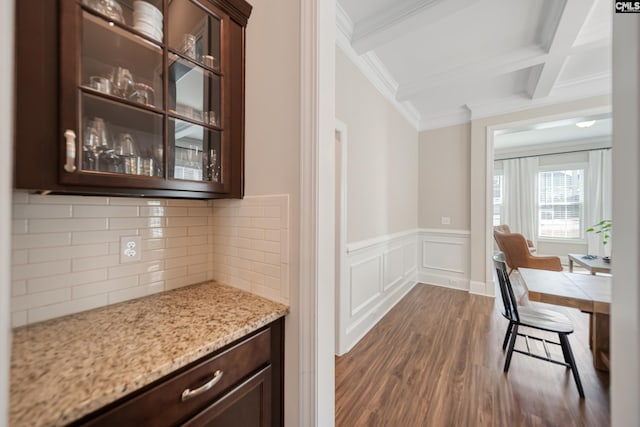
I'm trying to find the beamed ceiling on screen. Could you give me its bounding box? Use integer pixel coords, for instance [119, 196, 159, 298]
[337, 0, 612, 130]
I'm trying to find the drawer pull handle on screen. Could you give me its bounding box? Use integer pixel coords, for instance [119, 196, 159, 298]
[181, 370, 224, 402]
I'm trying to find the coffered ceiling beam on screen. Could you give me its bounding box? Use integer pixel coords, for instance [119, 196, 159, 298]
[396, 46, 548, 101]
[528, 0, 598, 99]
[351, 0, 479, 55]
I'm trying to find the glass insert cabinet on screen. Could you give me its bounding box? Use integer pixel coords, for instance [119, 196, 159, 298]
[15, 0, 252, 199]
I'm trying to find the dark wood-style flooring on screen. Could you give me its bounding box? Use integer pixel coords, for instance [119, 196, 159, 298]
[335, 283, 610, 427]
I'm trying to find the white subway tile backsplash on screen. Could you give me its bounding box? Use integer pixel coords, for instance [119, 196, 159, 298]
[250, 217, 280, 230]
[71, 229, 137, 245]
[13, 260, 71, 280]
[210, 195, 290, 304]
[12, 250, 28, 266]
[188, 207, 211, 217]
[237, 228, 265, 240]
[251, 262, 280, 279]
[28, 294, 108, 324]
[238, 248, 265, 263]
[14, 204, 72, 219]
[264, 230, 280, 242]
[237, 206, 264, 217]
[12, 311, 28, 328]
[140, 227, 188, 239]
[109, 198, 164, 206]
[28, 243, 109, 263]
[109, 217, 163, 230]
[12, 220, 28, 234]
[264, 206, 281, 218]
[27, 269, 109, 294]
[13, 191, 29, 203]
[12, 288, 71, 312]
[12, 281, 27, 297]
[108, 260, 164, 279]
[72, 254, 120, 272]
[165, 216, 208, 227]
[74, 205, 138, 218]
[11, 193, 290, 327]
[142, 238, 165, 251]
[29, 218, 108, 233]
[251, 240, 280, 254]
[108, 282, 164, 305]
[13, 233, 71, 249]
[165, 273, 206, 290]
[143, 247, 188, 261]
[72, 276, 139, 299]
[29, 194, 109, 205]
[140, 206, 188, 217]
[263, 253, 280, 266]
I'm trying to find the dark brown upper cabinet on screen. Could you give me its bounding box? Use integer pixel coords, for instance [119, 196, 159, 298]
[15, 0, 251, 199]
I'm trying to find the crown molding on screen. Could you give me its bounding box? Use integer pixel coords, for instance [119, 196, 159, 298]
[336, 14, 421, 129]
[351, 0, 479, 55]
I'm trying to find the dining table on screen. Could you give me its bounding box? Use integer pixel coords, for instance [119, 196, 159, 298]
[517, 267, 611, 371]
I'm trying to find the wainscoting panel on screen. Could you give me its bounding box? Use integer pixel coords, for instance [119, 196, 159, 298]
[336, 230, 418, 355]
[350, 256, 382, 316]
[383, 246, 404, 291]
[418, 229, 470, 291]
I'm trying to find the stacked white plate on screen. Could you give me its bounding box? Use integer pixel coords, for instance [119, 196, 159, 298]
[133, 1, 163, 42]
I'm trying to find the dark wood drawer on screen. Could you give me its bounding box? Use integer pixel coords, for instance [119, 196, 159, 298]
[80, 328, 271, 427]
[182, 366, 272, 427]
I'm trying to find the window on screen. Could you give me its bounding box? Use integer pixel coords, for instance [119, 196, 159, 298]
[493, 173, 503, 226]
[538, 169, 584, 239]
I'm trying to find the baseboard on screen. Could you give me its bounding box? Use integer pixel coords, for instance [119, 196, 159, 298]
[470, 280, 493, 296]
[417, 271, 469, 291]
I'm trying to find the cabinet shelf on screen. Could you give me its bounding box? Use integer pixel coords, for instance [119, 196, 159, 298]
[80, 85, 163, 115]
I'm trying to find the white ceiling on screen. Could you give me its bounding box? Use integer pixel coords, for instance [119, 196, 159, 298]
[337, 0, 612, 130]
[494, 113, 612, 157]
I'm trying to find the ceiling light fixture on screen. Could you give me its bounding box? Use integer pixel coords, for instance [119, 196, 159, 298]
[576, 120, 596, 128]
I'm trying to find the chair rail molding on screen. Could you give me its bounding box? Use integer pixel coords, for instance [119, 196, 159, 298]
[418, 228, 475, 293]
[336, 230, 418, 356]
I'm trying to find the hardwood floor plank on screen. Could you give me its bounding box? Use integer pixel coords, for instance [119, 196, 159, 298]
[335, 284, 610, 427]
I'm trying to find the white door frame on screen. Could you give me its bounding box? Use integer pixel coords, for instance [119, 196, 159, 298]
[334, 120, 348, 355]
[298, 0, 336, 426]
[482, 105, 611, 293]
[0, 0, 14, 424]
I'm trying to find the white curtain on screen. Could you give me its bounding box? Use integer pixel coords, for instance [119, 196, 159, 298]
[586, 149, 613, 256]
[503, 157, 539, 247]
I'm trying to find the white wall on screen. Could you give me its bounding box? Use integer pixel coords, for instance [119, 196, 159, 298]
[1, 0, 14, 424]
[611, 14, 640, 426]
[334, 46, 419, 358]
[418, 123, 470, 230]
[335, 48, 419, 244]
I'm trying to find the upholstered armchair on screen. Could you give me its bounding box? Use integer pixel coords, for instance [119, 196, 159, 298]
[494, 224, 535, 253]
[493, 230, 562, 274]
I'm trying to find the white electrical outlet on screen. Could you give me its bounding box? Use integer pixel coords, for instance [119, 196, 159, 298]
[120, 236, 142, 263]
[441, 216, 451, 225]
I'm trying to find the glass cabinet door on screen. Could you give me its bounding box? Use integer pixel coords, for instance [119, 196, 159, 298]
[167, 0, 224, 185]
[78, 3, 165, 177]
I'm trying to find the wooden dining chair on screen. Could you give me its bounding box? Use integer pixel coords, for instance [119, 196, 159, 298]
[493, 253, 585, 398]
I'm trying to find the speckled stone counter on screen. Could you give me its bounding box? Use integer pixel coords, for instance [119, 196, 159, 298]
[10, 282, 289, 427]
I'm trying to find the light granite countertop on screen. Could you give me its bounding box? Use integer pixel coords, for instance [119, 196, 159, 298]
[10, 282, 289, 427]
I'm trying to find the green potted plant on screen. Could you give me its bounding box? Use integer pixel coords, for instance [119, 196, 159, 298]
[586, 220, 612, 262]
